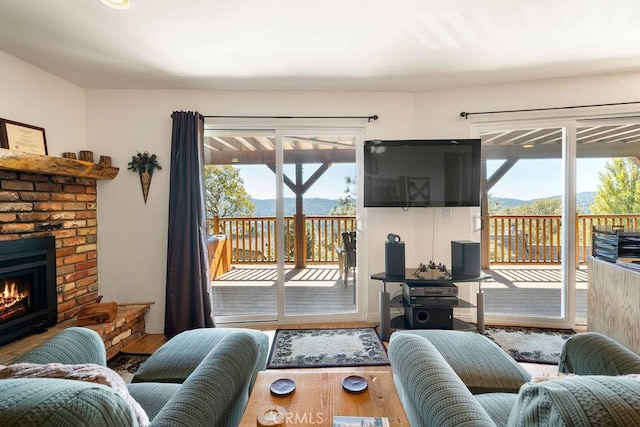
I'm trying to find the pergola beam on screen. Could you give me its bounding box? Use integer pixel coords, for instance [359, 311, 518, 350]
[205, 148, 354, 165]
[482, 142, 640, 160]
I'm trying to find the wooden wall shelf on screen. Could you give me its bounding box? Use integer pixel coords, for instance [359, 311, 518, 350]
[0, 149, 119, 180]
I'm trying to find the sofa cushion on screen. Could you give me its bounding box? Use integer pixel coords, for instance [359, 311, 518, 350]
[0, 362, 149, 427]
[0, 378, 140, 427]
[132, 327, 268, 386]
[559, 332, 640, 376]
[15, 327, 107, 366]
[475, 392, 519, 427]
[393, 330, 531, 393]
[127, 382, 180, 421]
[151, 331, 261, 427]
[389, 333, 496, 427]
[508, 375, 640, 426]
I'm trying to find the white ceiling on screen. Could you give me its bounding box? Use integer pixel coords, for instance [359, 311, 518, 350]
[1, 0, 640, 91]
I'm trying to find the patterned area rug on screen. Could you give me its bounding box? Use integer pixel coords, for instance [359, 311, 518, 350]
[267, 328, 389, 369]
[484, 326, 575, 365]
[107, 353, 149, 383]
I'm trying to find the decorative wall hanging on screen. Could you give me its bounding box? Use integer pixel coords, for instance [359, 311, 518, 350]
[128, 151, 161, 203]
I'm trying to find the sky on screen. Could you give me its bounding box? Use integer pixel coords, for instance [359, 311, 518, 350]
[487, 157, 609, 200]
[236, 159, 610, 201]
[238, 163, 355, 199]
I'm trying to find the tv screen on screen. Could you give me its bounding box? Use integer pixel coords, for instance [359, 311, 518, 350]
[364, 139, 481, 208]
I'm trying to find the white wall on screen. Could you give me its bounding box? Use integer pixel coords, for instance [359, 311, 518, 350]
[0, 50, 85, 154]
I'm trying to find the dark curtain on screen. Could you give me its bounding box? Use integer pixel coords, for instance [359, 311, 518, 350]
[165, 111, 215, 338]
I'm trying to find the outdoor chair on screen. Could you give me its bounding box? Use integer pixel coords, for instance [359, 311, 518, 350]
[342, 232, 357, 299]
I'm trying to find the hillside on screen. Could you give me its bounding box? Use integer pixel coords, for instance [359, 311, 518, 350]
[252, 198, 340, 216]
[249, 192, 597, 216]
[491, 191, 596, 213]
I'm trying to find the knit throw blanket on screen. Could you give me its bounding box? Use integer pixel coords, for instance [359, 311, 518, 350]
[0, 362, 149, 427]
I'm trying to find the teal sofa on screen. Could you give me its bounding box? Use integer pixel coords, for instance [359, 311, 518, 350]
[389, 329, 640, 427]
[0, 326, 269, 427]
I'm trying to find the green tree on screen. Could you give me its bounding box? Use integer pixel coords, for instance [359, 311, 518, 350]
[487, 193, 501, 215]
[500, 197, 562, 215]
[330, 176, 356, 215]
[203, 165, 255, 218]
[591, 158, 640, 214]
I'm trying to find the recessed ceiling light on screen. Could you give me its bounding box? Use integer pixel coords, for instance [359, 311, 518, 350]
[522, 144, 535, 148]
[99, 0, 134, 10]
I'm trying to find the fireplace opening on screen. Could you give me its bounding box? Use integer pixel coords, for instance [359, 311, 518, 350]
[0, 236, 57, 347]
[1, 273, 33, 323]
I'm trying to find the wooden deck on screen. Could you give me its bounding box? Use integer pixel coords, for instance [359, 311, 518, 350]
[211, 265, 356, 316]
[484, 266, 588, 318]
[211, 264, 587, 319]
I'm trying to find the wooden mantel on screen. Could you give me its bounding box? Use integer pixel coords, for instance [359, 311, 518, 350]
[0, 149, 119, 180]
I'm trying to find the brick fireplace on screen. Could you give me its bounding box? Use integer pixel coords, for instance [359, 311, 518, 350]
[0, 151, 150, 359]
[0, 170, 100, 321]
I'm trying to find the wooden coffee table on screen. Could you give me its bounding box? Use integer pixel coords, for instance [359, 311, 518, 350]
[239, 370, 407, 426]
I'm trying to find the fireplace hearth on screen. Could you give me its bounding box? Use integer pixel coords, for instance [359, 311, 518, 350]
[0, 236, 57, 347]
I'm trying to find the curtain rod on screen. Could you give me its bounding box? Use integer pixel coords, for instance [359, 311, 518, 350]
[459, 101, 640, 119]
[203, 114, 379, 123]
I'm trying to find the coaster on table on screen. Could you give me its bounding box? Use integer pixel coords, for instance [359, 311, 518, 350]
[342, 375, 368, 393]
[270, 378, 296, 396]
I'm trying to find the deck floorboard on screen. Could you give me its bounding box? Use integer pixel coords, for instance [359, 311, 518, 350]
[211, 265, 587, 319]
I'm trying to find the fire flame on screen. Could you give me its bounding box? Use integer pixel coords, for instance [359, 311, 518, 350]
[1, 280, 28, 309]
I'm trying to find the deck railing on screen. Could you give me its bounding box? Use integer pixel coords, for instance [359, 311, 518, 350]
[489, 214, 640, 264]
[208, 213, 639, 266]
[207, 215, 356, 264]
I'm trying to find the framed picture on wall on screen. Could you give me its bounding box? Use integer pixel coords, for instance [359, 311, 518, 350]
[0, 118, 48, 155]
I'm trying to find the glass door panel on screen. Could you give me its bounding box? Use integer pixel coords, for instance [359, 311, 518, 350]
[575, 120, 640, 325]
[205, 128, 360, 323]
[280, 133, 358, 316]
[204, 129, 279, 323]
[481, 126, 566, 320]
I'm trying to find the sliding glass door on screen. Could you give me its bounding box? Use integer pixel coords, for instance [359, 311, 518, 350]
[204, 126, 361, 324]
[480, 124, 571, 326]
[574, 118, 640, 326]
[476, 117, 640, 329]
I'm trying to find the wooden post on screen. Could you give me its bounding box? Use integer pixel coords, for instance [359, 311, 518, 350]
[575, 214, 581, 264]
[294, 213, 307, 269]
[213, 215, 220, 235]
[294, 163, 307, 269]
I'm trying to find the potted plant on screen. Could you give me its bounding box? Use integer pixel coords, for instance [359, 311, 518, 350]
[128, 151, 161, 203]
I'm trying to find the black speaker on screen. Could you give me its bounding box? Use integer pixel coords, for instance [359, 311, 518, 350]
[387, 233, 401, 243]
[451, 240, 481, 279]
[385, 241, 405, 277]
[404, 306, 453, 329]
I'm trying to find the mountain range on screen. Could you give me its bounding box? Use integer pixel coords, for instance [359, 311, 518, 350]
[252, 198, 340, 216]
[251, 191, 597, 216]
[491, 192, 596, 213]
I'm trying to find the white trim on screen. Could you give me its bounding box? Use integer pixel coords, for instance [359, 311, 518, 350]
[466, 105, 640, 128]
[563, 124, 578, 327]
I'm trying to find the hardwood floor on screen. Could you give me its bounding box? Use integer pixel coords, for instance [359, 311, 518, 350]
[125, 321, 559, 377]
[121, 334, 167, 354]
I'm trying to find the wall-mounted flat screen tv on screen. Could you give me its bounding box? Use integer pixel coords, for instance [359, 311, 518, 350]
[364, 139, 481, 208]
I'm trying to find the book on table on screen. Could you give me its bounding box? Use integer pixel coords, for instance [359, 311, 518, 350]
[333, 416, 390, 427]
